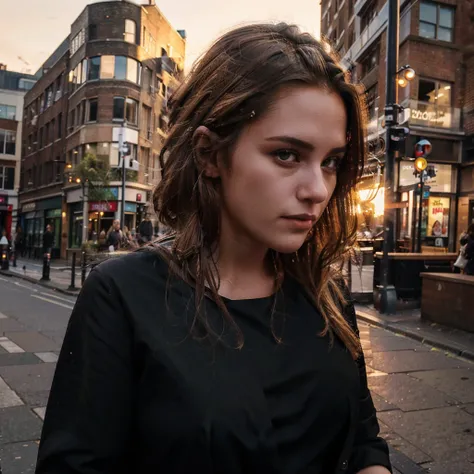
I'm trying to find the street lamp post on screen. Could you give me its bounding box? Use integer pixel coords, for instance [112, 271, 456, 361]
[378, 0, 400, 315]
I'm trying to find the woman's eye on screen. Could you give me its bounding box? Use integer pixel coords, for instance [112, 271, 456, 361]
[273, 150, 299, 163]
[322, 156, 343, 172]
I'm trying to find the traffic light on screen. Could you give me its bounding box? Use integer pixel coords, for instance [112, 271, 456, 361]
[122, 142, 131, 157]
[414, 139, 432, 158]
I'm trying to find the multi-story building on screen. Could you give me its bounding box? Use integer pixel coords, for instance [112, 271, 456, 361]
[0, 65, 36, 239]
[321, 0, 474, 252]
[19, 0, 185, 258]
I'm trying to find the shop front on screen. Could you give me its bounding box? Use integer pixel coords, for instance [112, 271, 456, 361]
[88, 201, 118, 238]
[0, 195, 12, 238]
[20, 197, 63, 259]
[398, 162, 456, 252]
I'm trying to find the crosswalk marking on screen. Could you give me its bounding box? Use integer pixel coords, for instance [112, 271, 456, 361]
[39, 292, 75, 304]
[0, 337, 25, 353]
[33, 407, 46, 420]
[35, 352, 59, 363]
[0, 376, 24, 408]
[31, 295, 74, 310]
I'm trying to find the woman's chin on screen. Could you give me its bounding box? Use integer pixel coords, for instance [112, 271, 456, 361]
[269, 237, 308, 254]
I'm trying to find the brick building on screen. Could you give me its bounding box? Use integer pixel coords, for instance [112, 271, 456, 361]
[0, 65, 36, 240]
[321, 0, 474, 252]
[19, 0, 185, 258]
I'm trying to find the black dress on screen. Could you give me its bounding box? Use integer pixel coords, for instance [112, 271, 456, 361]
[36, 251, 391, 474]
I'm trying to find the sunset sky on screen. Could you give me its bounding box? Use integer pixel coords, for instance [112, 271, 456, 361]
[0, 0, 321, 74]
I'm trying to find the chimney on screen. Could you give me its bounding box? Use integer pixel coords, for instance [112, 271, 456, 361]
[0, 64, 7, 71]
[149, 0, 156, 5]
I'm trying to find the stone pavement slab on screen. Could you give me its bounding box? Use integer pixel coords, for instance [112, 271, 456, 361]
[0, 441, 39, 474]
[370, 335, 431, 353]
[410, 368, 474, 404]
[463, 404, 474, 416]
[0, 406, 42, 444]
[371, 349, 470, 373]
[0, 318, 26, 334]
[420, 460, 474, 474]
[368, 373, 458, 411]
[0, 353, 41, 368]
[378, 406, 474, 464]
[0, 376, 23, 409]
[5, 332, 61, 353]
[0, 364, 56, 407]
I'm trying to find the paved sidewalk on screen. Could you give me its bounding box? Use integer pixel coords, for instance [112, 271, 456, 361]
[356, 304, 474, 361]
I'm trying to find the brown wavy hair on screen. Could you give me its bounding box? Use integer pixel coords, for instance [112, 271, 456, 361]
[153, 23, 365, 359]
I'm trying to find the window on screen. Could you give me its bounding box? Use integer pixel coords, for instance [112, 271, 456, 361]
[127, 58, 139, 83]
[418, 79, 452, 106]
[0, 130, 16, 155]
[115, 56, 127, 80]
[125, 19, 136, 43]
[360, 1, 376, 31]
[420, 1, 454, 42]
[126, 98, 138, 125]
[18, 78, 35, 90]
[100, 56, 115, 79]
[89, 24, 98, 41]
[81, 59, 88, 84]
[0, 167, 15, 190]
[58, 113, 62, 138]
[113, 97, 138, 125]
[0, 105, 16, 120]
[88, 98, 98, 122]
[89, 57, 100, 80]
[360, 42, 379, 76]
[113, 97, 125, 121]
[161, 47, 167, 57]
[71, 29, 85, 55]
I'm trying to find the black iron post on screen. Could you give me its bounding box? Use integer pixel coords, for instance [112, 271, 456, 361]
[416, 172, 425, 253]
[41, 252, 51, 281]
[378, 0, 400, 314]
[68, 252, 77, 291]
[81, 251, 87, 286]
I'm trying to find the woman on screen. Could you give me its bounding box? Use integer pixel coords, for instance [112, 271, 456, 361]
[460, 224, 474, 275]
[36, 23, 391, 474]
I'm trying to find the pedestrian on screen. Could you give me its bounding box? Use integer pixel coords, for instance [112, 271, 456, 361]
[36, 23, 391, 474]
[138, 214, 153, 243]
[42, 225, 54, 256]
[460, 223, 474, 275]
[106, 219, 123, 251]
[14, 226, 24, 258]
[98, 230, 107, 252]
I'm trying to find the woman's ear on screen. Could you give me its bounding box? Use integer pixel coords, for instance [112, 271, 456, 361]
[192, 126, 221, 178]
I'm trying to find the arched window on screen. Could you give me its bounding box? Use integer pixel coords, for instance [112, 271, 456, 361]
[125, 19, 137, 44]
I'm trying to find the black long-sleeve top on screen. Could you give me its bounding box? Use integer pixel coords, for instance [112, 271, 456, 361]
[36, 251, 391, 474]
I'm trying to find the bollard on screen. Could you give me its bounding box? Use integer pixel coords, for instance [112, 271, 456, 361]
[81, 251, 87, 286]
[41, 252, 51, 281]
[1, 247, 9, 270]
[68, 252, 76, 291]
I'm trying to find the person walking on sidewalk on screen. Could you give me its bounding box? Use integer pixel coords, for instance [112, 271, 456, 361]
[138, 214, 153, 244]
[36, 23, 391, 474]
[42, 225, 54, 256]
[460, 223, 474, 275]
[106, 220, 124, 251]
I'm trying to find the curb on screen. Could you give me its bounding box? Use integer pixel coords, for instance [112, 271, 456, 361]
[389, 446, 426, 474]
[356, 309, 474, 362]
[0, 270, 80, 297]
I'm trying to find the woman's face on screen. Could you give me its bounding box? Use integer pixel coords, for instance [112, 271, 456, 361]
[217, 85, 348, 254]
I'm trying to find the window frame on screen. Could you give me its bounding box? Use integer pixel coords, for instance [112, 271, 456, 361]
[87, 98, 98, 123]
[419, 1, 454, 42]
[124, 19, 137, 44]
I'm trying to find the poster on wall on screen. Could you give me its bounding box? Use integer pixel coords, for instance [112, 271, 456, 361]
[428, 197, 450, 238]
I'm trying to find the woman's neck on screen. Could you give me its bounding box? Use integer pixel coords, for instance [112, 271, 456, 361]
[215, 218, 274, 300]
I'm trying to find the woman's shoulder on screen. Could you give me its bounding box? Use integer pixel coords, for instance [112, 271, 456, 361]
[92, 248, 172, 286]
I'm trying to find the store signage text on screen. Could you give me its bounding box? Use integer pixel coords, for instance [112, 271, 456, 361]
[411, 108, 446, 125]
[22, 202, 36, 212]
[89, 201, 118, 212]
